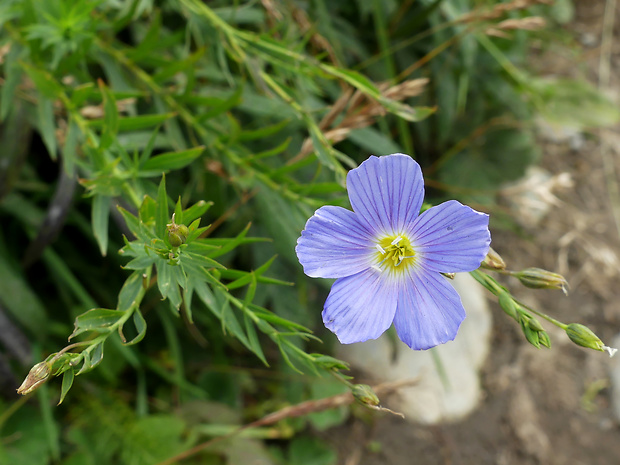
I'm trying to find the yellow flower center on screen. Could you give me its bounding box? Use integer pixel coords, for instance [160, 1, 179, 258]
[375, 235, 416, 274]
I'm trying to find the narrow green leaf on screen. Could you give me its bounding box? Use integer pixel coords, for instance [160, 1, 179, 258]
[276, 339, 303, 374]
[182, 251, 225, 270]
[118, 270, 144, 310]
[155, 259, 172, 300]
[184, 240, 220, 256]
[98, 80, 119, 149]
[238, 118, 290, 141]
[243, 310, 267, 364]
[173, 197, 183, 225]
[87, 113, 177, 131]
[242, 274, 267, 365]
[307, 119, 346, 182]
[123, 255, 157, 270]
[220, 269, 291, 287]
[92, 195, 111, 256]
[197, 86, 243, 122]
[69, 308, 125, 340]
[379, 99, 436, 122]
[138, 126, 162, 168]
[246, 138, 291, 161]
[37, 97, 57, 159]
[1, 45, 22, 121]
[70, 82, 95, 106]
[193, 278, 216, 311]
[118, 113, 176, 131]
[183, 200, 212, 224]
[77, 351, 92, 376]
[62, 119, 79, 175]
[140, 146, 204, 173]
[58, 369, 75, 405]
[219, 299, 249, 347]
[186, 220, 208, 241]
[117, 206, 142, 238]
[90, 342, 104, 369]
[120, 310, 147, 345]
[139, 195, 158, 226]
[206, 223, 251, 258]
[226, 256, 277, 289]
[0, 258, 48, 334]
[156, 175, 168, 239]
[249, 304, 311, 332]
[324, 66, 381, 98]
[21, 62, 62, 98]
[153, 48, 205, 84]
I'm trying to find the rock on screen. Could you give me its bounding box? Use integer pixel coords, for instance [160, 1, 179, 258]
[499, 166, 573, 228]
[336, 272, 491, 424]
[508, 385, 551, 463]
[608, 333, 620, 422]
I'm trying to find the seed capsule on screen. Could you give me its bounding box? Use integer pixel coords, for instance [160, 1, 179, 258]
[17, 361, 52, 395]
[167, 223, 189, 247]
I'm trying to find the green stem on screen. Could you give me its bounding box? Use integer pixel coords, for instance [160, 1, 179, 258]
[470, 269, 568, 330]
[50, 267, 151, 370]
[516, 302, 567, 330]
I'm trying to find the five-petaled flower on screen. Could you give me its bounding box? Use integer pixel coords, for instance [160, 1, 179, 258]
[295, 154, 491, 350]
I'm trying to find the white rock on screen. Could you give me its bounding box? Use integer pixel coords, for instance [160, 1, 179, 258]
[608, 333, 620, 422]
[336, 272, 491, 424]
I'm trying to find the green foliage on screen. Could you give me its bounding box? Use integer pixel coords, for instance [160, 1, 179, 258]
[0, 0, 613, 463]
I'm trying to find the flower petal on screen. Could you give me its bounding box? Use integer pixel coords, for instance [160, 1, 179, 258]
[322, 268, 399, 344]
[394, 270, 465, 350]
[409, 200, 490, 273]
[296, 206, 376, 279]
[347, 154, 424, 235]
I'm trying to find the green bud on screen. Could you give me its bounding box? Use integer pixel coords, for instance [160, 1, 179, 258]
[352, 384, 380, 407]
[166, 222, 189, 247]
[514, 268, 569, 295]
[312, 355, 350, 371]
[498, 291, 518, 321]
[565, 323, 617, 356]
[538, 331, 551, 349]
[519, 316, 540, 348]
[481, 247, 506, 270]
[527, 317, 545, 332]
[17, 361, 52, 395]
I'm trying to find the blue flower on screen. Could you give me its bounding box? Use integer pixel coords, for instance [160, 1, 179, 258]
[295, 154, 491, 350]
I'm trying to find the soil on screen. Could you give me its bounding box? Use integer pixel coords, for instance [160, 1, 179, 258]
[327, 3, 620, 464]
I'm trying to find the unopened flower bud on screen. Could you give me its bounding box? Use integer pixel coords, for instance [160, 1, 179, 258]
[514, 268, 569, 295]
[527, 317, 545, 332]
[481, 247, 506, 270]
[498, 291, 518, 321]
[519, 314, 541, 348]
[538, 331, 551, 348]
[565, 323, 617, 357]
[166, 222, 189, 247]
[352, 384, 380, 407]
[17, 361, 52, 395]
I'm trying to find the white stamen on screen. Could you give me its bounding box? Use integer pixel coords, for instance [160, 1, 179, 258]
[376, 244, 386, 254]
[391, 236, 402, 246]
[604, 346, 618, 357]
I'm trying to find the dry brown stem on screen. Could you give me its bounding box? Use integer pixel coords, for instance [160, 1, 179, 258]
[155, 378, 418, 465]
[461, 0, 552, 23]
[290, 78, 428, 164]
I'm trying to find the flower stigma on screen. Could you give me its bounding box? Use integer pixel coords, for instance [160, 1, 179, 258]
[374, 235, 416, 273]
